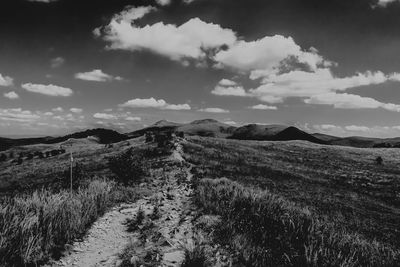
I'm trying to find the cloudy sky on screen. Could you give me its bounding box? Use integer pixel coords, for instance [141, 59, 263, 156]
[1, 0, 400, 137]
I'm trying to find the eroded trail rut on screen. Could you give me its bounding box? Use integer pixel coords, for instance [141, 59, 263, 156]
[48, 141, 195, 267]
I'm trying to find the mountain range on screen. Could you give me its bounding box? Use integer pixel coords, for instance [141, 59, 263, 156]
[2, 119, 400, 151]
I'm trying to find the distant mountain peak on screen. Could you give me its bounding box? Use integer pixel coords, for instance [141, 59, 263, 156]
[190, 119, 220, 125]
[152, 120, 181, 127]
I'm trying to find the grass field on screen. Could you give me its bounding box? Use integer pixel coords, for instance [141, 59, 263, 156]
[0, 137, 145, 194]
[0, 137, 156, 266]
[182, 136, 400, 251]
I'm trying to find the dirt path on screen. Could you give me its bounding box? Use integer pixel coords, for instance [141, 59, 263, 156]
[47, 139, 195, 267]
[45, 199, 153, 267]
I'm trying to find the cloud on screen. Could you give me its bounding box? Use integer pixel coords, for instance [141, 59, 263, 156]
[52, 107, 64, 112]
[250, 104, 277, 110]
[156, 0, 171, 6]
[93, 113, 117, 120]
[125, 116, 142, 121]
[0, 108, 40, 122]
[70, 108, 83, 113]
[101, 6, 400, 113]
[215, 35, 330, 74]
[304, 92, 400, 112]
[51, 57, 65, 68]
[21, 83, 73, 97]
[214, 68, 400, 111]
[248, 69, 390, 103]
[98, 7, 237, 62]
[212, 79, 247, 96]
[218, 79, 237, 86]
[0, 74, 13, 87]
[119, 97, 191, 110]
[376, 0, 400, 7]
[75, 69, 123, 82]
[4, 91, 19, 99]
[198, 107, 229, 113]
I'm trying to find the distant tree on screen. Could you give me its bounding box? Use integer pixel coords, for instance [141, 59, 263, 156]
[0, 154, 7, 162]
[376, 156, 383, 165]
[9, 152, 14, 159]
[38, 152, 44, 159]
[59, 149, 66, 154]
[45, 151, 51, 158]
[18, 152, 24, 159]
[26, 153, 34, 160]
[17, 158, 23, 165]
[50, 150, 59, 156]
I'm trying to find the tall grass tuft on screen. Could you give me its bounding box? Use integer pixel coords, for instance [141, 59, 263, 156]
[0, 180, 115, 266]
[195, 178, 400, 267]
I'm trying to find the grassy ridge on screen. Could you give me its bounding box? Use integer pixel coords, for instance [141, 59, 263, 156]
[183, 137, 400, 247]
[0, 179, 144, 266]
[195, 178, 400, 267]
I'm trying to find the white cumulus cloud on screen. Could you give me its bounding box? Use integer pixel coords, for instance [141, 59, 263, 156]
[75, 69, 123, 82]
[250, 104, 277, 110]
[70, 108, 83, 113]
[21, 83, 73, 97]
[125, 116, 142, 121]
[93, 113, 117, 120]
[4, 91, 19, 99]
[98, 7, 236, 62]
[119, 97, 191, 110]
[0, 108, 40, 122]
[198, 107, 229, 113]
[0, 74, 13, 87]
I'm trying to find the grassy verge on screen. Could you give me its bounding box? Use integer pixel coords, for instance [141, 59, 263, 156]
[195, 178, 400, 267]
[0, 179, 146, 266]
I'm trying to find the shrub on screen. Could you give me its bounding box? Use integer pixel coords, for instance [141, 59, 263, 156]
[376, 156, 383, 165]
[181, 240, 210, 267]
[59, 163, 88, 190]
[145, 132, 154, 143]
[0, 153, 6, 162]
[108, 148, 146, 185]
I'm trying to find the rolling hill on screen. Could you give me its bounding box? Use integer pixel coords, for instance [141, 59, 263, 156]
[128, 119, 237, 138]
[4, 120, 400, 150]
[0, 128, 128, 151]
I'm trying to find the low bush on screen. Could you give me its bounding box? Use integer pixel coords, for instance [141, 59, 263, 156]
[195, 178, 400, 267]
[108, 148, 146, 185]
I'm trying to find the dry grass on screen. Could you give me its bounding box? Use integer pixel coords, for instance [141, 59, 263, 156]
[195, 178, 400, 267]
[183, 136, 400, 247]
[0, 179, 145, 266]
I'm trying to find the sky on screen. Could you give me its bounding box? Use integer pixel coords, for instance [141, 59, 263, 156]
[2, 0, 400, 137]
